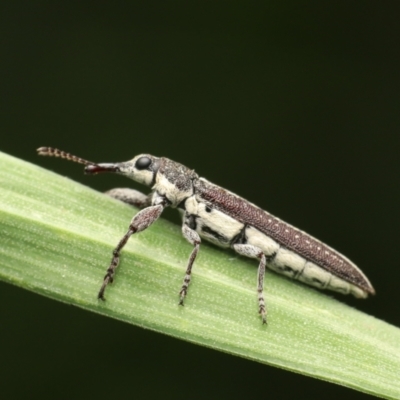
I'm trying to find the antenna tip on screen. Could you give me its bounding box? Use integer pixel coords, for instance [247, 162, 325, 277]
[37, 147, 50, 155]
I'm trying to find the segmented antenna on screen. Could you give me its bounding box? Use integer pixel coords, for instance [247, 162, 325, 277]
[37, 147, 94, 166]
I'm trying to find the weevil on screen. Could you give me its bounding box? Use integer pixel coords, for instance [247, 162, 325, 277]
[37, 147, 375, 324]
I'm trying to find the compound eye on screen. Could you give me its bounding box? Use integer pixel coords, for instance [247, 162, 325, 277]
[135, 156, 152, 170]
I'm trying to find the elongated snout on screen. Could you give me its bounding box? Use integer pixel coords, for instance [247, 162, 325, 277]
[84, 163, 121, 174]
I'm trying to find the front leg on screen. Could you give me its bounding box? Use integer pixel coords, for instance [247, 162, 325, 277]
[179, 223, 201, 305]
[106, 188, 152, 209]
[233, 243, 267, 324]
[98, 202, 166, 300]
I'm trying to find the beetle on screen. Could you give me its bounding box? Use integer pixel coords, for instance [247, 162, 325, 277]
[37, 147, 375, 324]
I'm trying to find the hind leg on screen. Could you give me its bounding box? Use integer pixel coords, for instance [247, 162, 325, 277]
[233, 243, 267, 324]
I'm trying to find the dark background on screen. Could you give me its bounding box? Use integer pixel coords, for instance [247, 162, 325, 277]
[1, 2, 399, 399]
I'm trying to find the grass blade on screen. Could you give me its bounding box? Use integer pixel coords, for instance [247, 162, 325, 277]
[1, 151, 399, 399]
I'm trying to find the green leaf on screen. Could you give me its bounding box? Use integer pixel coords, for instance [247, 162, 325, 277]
[1, 150, 400, 399]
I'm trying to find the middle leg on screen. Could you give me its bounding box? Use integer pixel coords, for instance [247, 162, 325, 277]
[179, 223, 201, 305]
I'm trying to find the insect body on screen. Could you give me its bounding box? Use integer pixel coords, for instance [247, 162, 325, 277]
[37, 147, 375, 324]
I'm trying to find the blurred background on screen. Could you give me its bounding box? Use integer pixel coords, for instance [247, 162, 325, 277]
[1, 2, 399, 399]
